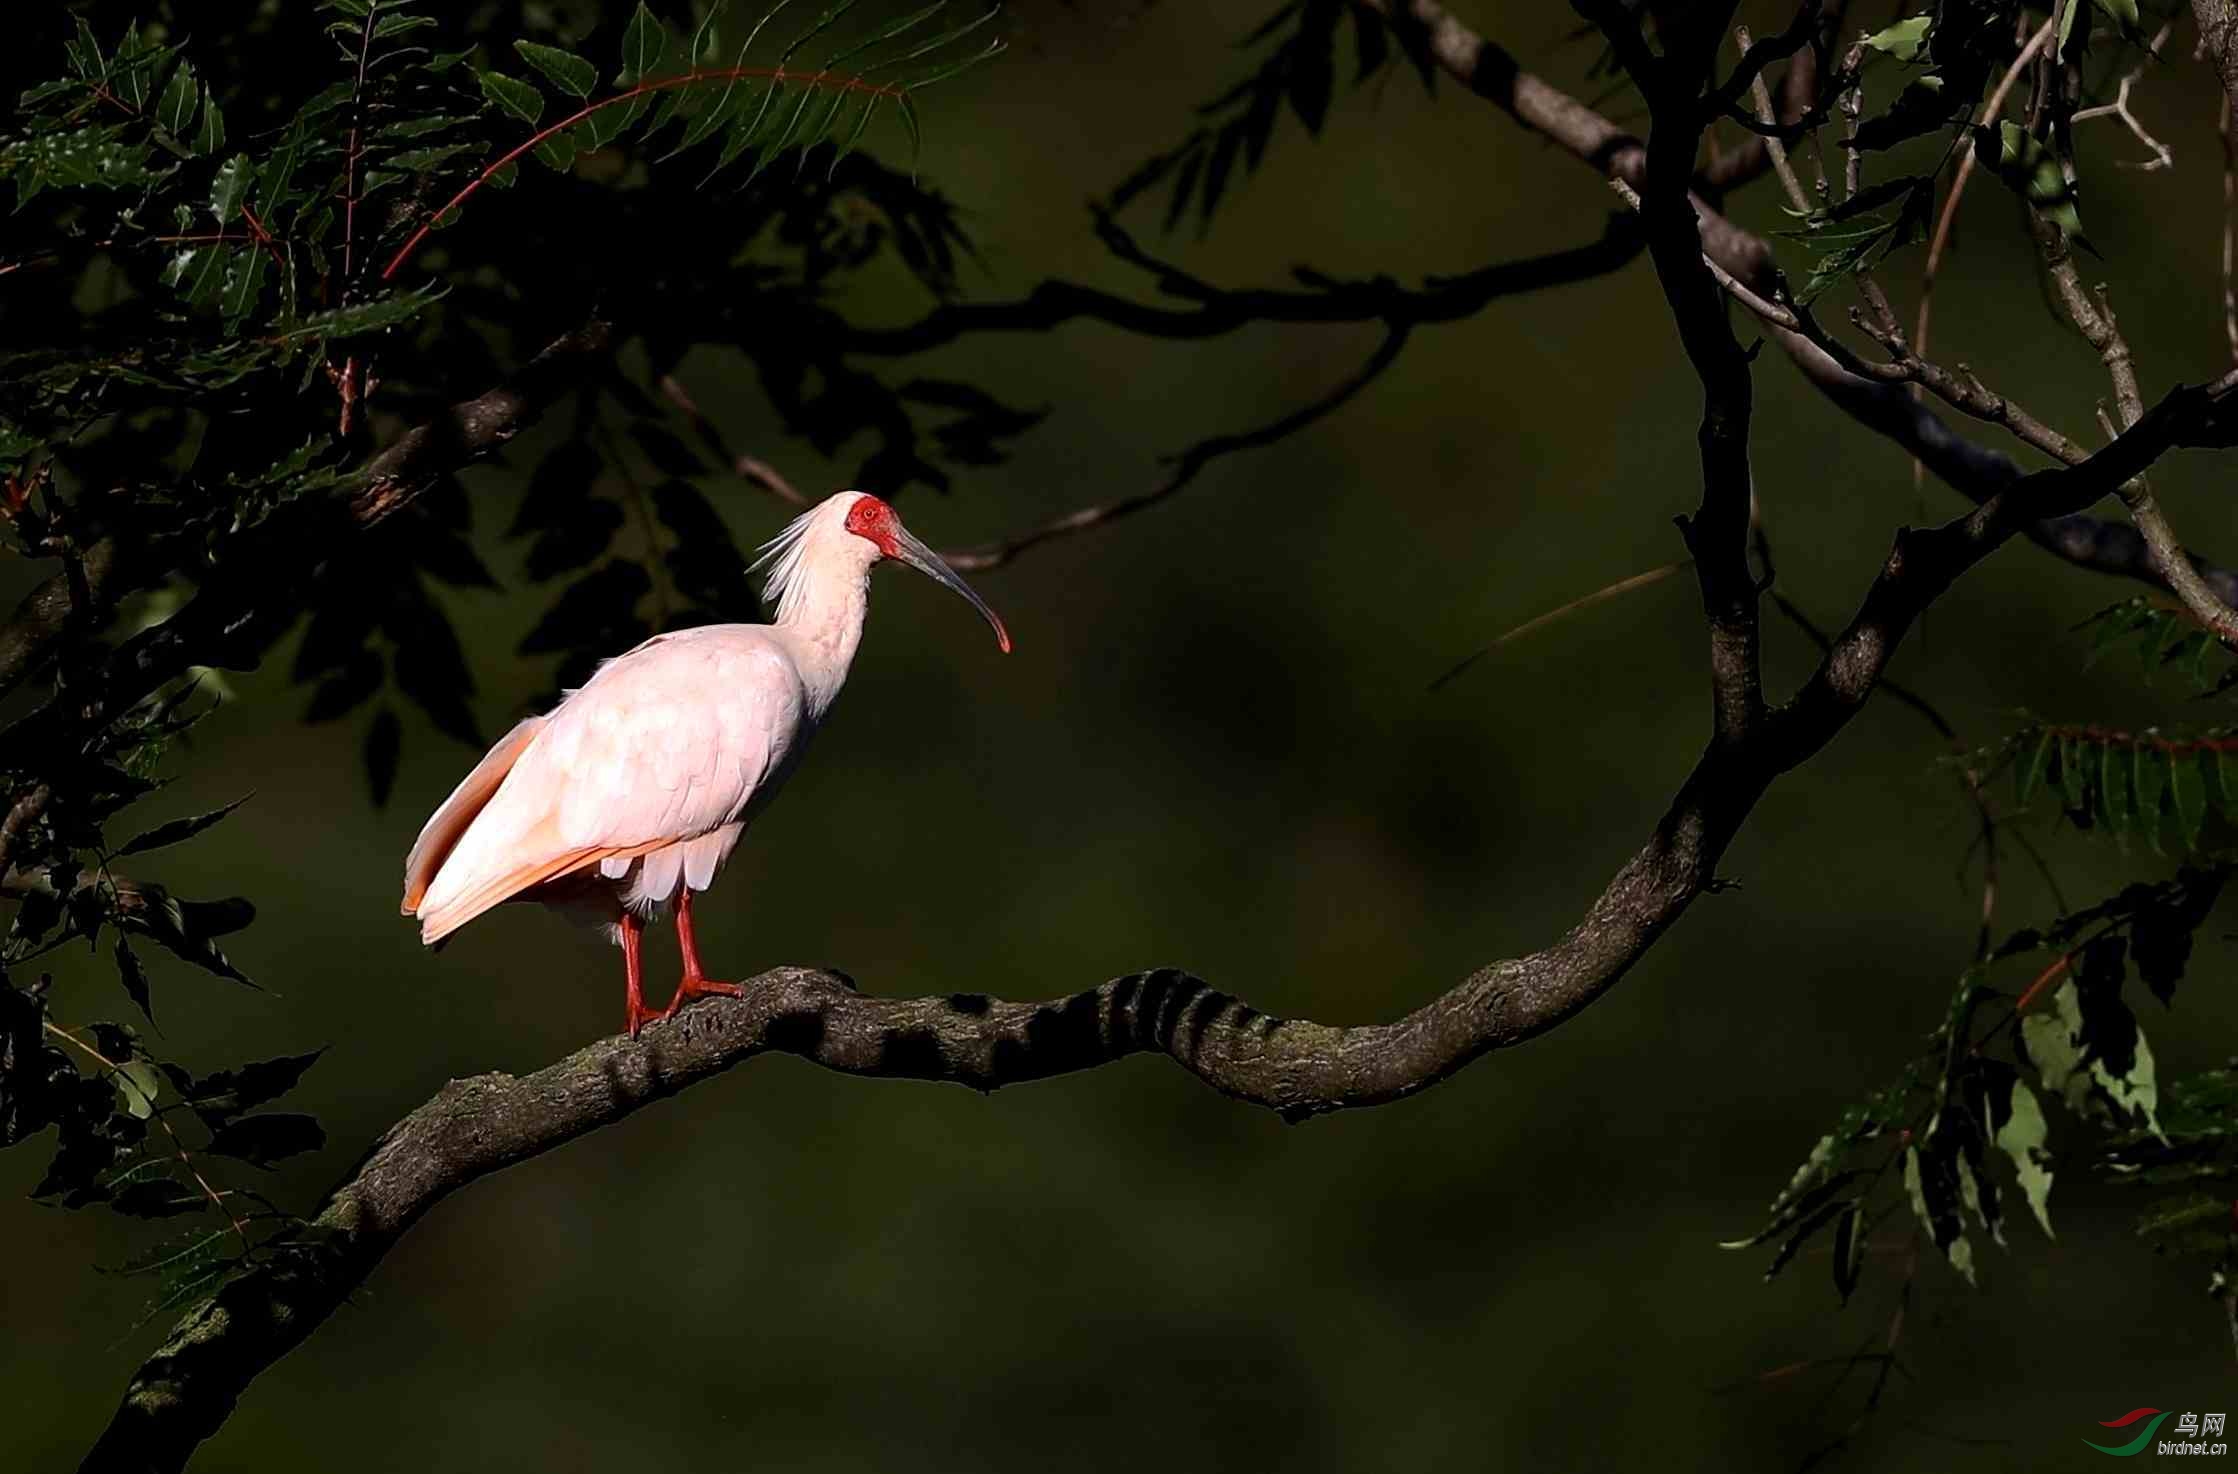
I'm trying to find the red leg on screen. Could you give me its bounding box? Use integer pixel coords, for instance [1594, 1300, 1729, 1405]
[661, 887, 746, 1021]
[620, 910, 659, 1039]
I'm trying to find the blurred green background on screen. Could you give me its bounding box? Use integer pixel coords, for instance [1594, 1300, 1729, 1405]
[10, 3, 2238, 1468]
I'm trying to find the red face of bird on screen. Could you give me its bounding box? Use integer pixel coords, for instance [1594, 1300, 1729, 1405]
[842, 493, 1012, 654]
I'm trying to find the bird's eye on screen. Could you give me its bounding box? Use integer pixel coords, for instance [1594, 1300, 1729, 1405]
[844, 495, 897, 547]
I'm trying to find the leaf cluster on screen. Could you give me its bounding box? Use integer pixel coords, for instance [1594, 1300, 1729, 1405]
[1726, 867, 2226, 1302]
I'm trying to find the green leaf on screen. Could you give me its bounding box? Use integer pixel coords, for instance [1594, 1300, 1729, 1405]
[532, 131, 578, 172]
[207, 1112, 325, 1167]
[1953, 1136, 2000, 1244]
[2057, 734, 2085, 810]
[114, 934, 154, 1021]
[179, 1049, 324, 1124]
[690, 2, 725, 65]
[184, 244, 231, 306]
[619, 1, 669, 84]
[2099, 740, 2132, 835]
[117, 796, 251, 857]
[380, 142, 480, 174]
[672, 78, 749, 154]
[19, 78, 82, 108]
[779, 0, 863, 64]
[1796, 221, 1895, 306]
[66, 17, 106, 82]
[5, 128, 164, 205]
[1760, 1194, 1858, 1283]
[1903, 1136, 1974, 1286]
[112, 1058, 164, 1120]
[156, 60, 199, 136]
[111, 1178, 206, 1219]
[220, 247, 270, 327]
[2023, 980, 2163, 1138]
[2086, 601, 2146, 666]
[1765, 1132, 1840, 1223]
[278, 289, 442, 343]
[476, 69, 545, 126]
[1862, 15, 1931, 61]
[194, 88, 228, 155]
[579, 92, 648, 149]
[2135, 743, 2169, 852]
[2014, 728, 2051, 806]
[111, 23, 164, 109]
[370, 13, 439, 41]
[1991, 1077, 2055, 1238]
[2060, 0, 2086, 54]
[209, 152, 252, 223]
[1973, 121, 2089, 249]
[514, 41, 598, 99]
[1830, 1202, 1864, 1302]
[2091, 0, 2144, 38]
[120, 885, 257, 989]
[827, 93, 880, 177]
[2174, 748, 2210, 848]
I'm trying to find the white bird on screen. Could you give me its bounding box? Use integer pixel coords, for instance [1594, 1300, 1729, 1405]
[400, 491, 1009, 1036]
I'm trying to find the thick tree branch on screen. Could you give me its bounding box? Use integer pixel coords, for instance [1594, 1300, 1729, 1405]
[2198, 0, 2238, 122]
[1589, 0, 1763, 739]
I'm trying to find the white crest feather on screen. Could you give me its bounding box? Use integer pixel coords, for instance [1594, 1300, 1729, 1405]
[748, 500, 828, 626]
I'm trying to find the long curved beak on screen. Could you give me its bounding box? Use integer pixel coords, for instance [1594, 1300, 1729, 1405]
[892, 527, 1012, 653]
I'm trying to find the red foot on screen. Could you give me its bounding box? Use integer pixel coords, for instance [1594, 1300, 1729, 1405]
[620, 891, 749, 1037]
[659, 972, 747, 1023]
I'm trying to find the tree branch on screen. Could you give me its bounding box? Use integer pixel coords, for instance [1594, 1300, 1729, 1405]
[2033, 221, 2238, 647]
[833, 209, 1643, 357]
[943, 324, 1409, 572]
[2197, 0, 2238, 124]
[1351, 0, 2238, 612]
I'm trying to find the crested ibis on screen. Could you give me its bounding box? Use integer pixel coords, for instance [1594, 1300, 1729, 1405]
[400, 491, 1009, 1036]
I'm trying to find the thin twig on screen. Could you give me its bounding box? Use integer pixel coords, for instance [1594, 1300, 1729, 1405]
[1916, 14, 2059, 413]
[1429, 561, 1690, 692]
[655, 374, 811, 507]
[1735, 25, 1809, 214]
[1607, 178, 1800, 329]
[2071, 21, 2178, 171]
[941, 325, 1411, 572]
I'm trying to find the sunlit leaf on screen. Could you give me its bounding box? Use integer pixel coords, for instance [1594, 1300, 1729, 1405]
[476, 69, 544, 126]
[514, 41, 598, 99]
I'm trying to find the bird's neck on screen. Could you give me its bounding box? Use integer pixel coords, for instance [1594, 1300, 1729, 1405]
[777, 563, 870, 719]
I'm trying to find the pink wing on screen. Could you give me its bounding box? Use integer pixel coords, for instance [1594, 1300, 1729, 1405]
[401, 714, 546, 914]
[408, 627, 806, 943]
